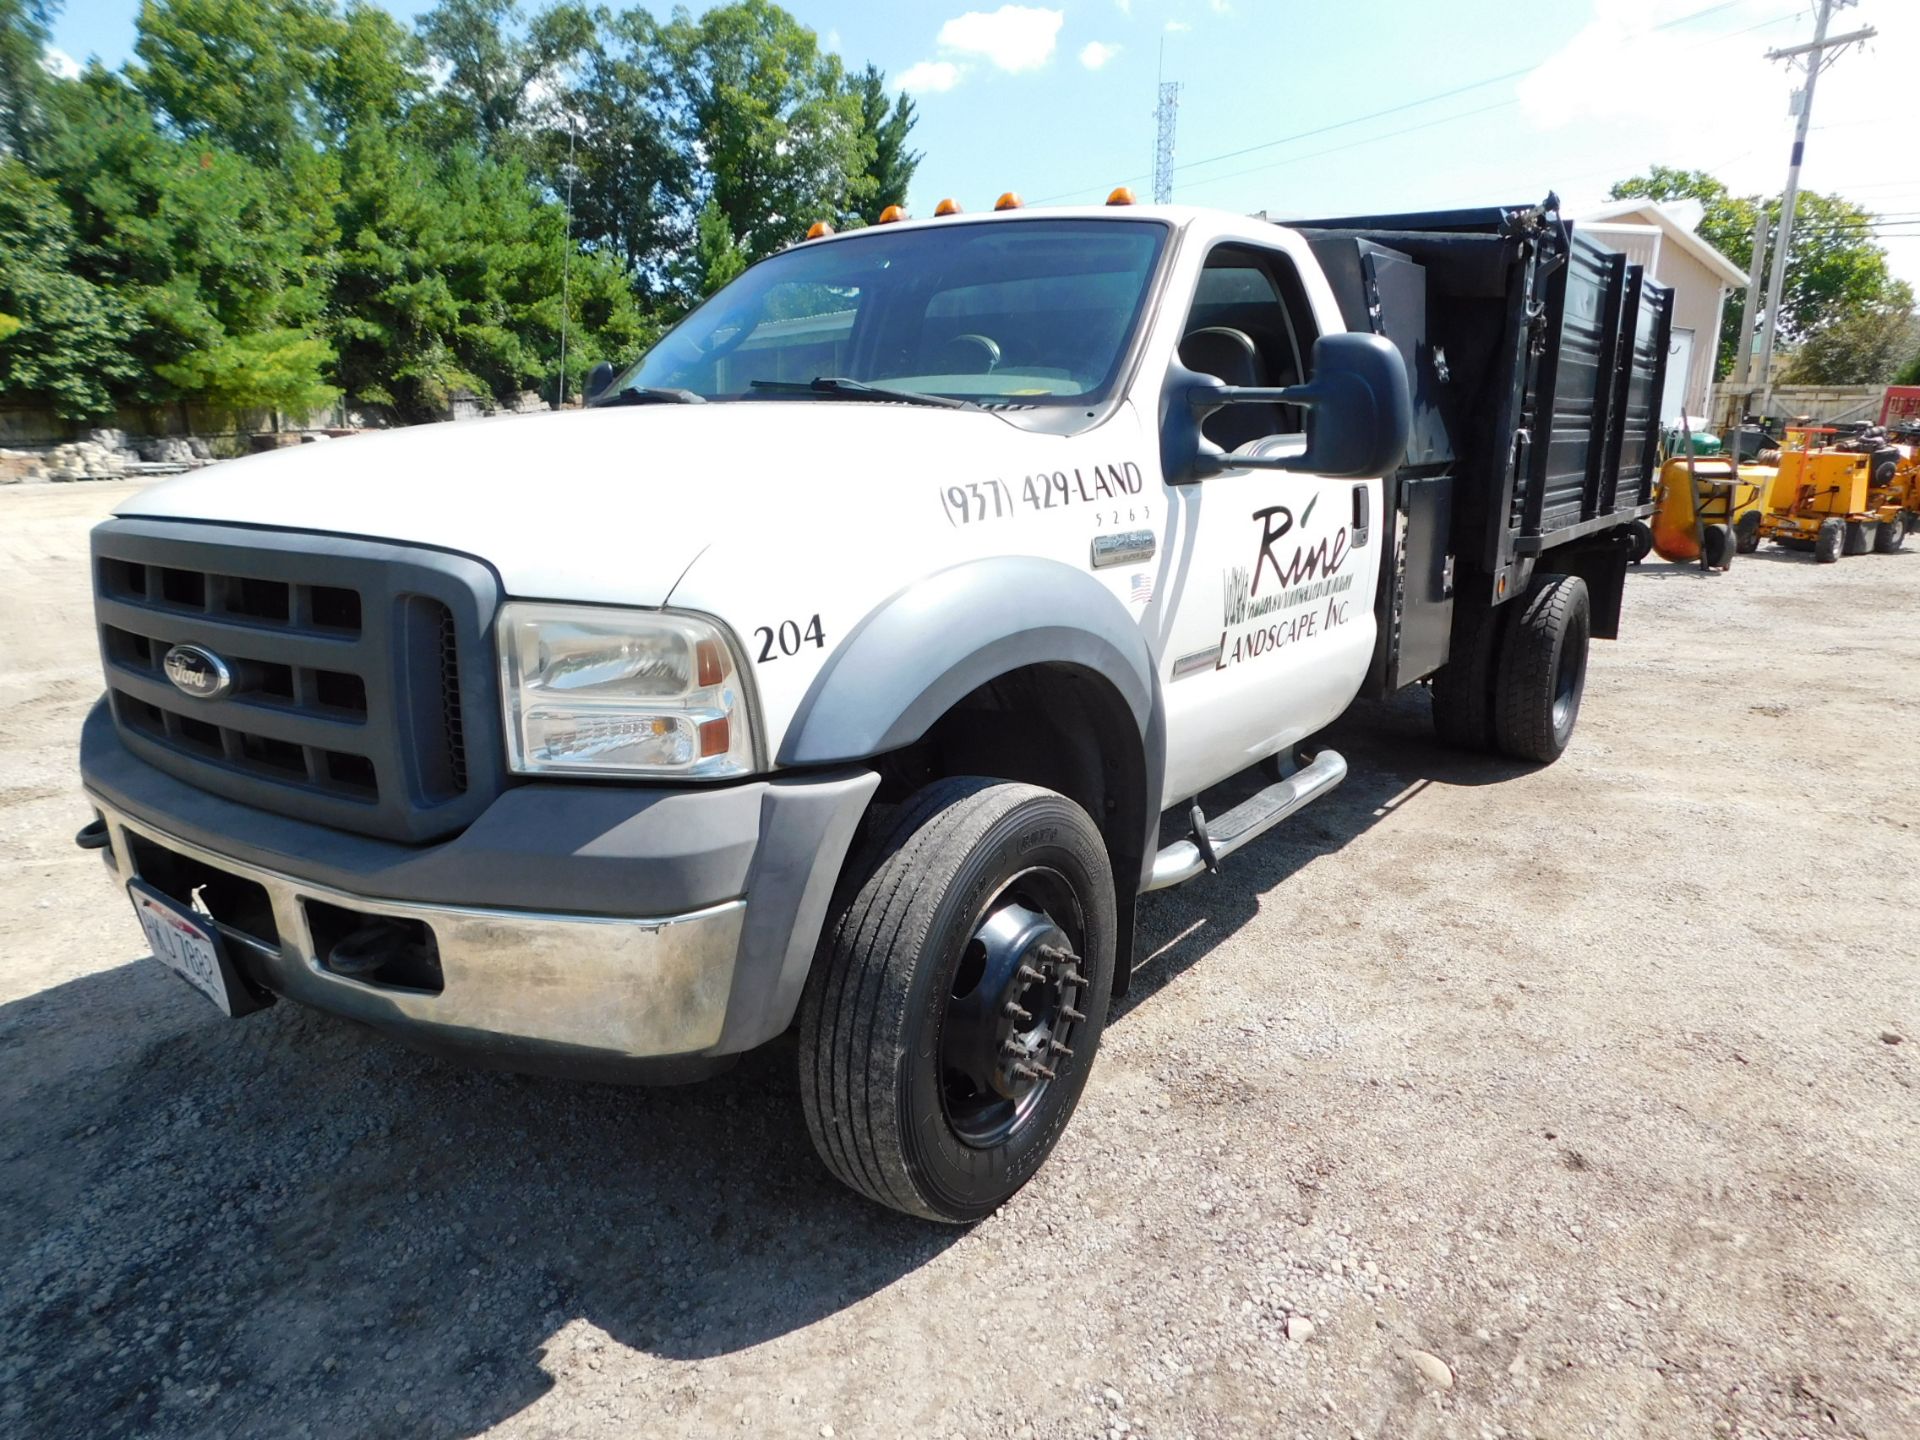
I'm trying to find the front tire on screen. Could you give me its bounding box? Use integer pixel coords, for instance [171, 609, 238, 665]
[798, 778, 1116, 1223]
[1815, 518, 1845, 564]
[1874, 514, 1906, 553]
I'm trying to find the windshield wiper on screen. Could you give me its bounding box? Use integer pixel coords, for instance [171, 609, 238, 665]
[592, 386, 706, 407]
[749, 376, 977, 410]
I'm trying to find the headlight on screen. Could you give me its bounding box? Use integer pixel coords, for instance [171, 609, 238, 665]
[498, 603, 759, 778]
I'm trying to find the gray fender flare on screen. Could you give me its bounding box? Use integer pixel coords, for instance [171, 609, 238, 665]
[779, 555, 1165, 888]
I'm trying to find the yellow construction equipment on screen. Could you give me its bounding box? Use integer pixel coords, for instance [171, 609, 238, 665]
[1649, 455, 1768, 567]
[1852, 425, 1919, 551]
[1754, 427, 1907, 563]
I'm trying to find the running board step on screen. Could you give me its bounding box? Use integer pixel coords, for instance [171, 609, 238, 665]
[1144, 749, 1347, 892]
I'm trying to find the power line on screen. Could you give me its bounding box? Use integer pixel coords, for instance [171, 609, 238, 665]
[1028, 0, 1802, 207]
[1178, 100, 1521, 198]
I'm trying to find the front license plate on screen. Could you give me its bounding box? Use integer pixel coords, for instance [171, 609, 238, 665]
[129, 881, 235, 1016]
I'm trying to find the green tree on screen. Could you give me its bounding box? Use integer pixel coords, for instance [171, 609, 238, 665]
[0, 157, 138, 417]
[672, 0, 868, 266]
[685, 197, 747, 298]
[1, 0, 55, 159]
[544, 5, 690, 294]
[1611, 167, 1898, 379]
[129, 0, 341, 164]
[415, 0, 591, 148]
[38, 69, 337, 414]
[852, 62, 918, 217]
[1781, 284, 1919, 386]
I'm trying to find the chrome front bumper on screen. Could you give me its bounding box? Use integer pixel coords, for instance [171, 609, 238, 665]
[89, 794, 748, 1068]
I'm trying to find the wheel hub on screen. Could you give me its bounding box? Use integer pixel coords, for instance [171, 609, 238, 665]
[940, 884, 1089, 1147]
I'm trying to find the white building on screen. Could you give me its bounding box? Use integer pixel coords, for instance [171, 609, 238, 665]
[1573, 197, 1748, 424]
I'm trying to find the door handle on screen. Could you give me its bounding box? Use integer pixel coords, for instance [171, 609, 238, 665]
[1352, 485, 1371, 548]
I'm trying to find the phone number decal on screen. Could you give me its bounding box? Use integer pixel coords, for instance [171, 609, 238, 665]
[940, 461, 1145, 527]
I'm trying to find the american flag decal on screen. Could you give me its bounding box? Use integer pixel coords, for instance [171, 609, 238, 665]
[1129, 573, 1154, 604]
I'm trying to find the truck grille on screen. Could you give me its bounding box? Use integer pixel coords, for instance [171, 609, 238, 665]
[92, 519, 503, 844]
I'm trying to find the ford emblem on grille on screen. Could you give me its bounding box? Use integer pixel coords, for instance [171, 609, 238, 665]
[162, 644, 233, 701]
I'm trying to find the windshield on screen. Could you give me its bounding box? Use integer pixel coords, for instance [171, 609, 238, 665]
[604, 217, 1169, 408]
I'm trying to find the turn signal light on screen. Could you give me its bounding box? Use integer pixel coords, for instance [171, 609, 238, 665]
[994, 191, 1024, 211]
[877, 204, 906, 224]
[1106, 186, 1137, 206]
[805, 220, 834, 239]
[934, 197, 963, 216]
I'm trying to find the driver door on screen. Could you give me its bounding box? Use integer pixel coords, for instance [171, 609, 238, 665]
[1154, 240, 1382, 802]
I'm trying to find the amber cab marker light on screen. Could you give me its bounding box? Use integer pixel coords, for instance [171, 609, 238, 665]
[994, 191, 1024, 211]
[934, 197, 963, 216]
[805, 220, 834, 240]
[1106, 186, 1137, 206]
[877, 204, 906, 224]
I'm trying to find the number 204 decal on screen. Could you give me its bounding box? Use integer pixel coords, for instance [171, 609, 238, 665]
[754, 614, 825, 663]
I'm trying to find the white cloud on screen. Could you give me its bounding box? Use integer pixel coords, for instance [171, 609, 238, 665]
[1079, 40, 1122, 71]
[937, 5, 1065, 74]
[823, 28, 842, 54]
[1115, 0, 1131, 12]
[1210, 0, 1232, 12]
[41, 46, 80, 79]
[897, 59, 965, 94]
[1164, 20, 1191, 33]
[1516, 1, 1774, 143]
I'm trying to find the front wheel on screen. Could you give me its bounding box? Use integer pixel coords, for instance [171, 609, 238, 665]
[1734, 511, 1762, 555]
[1815, 518, 1845, 564]
[1702, 523, 1737, 570]
[798, 778, 1116, 1223]
[1874, 515, 1907, 553]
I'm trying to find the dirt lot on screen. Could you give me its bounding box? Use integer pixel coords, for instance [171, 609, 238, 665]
[1, 480, 1916, 1440]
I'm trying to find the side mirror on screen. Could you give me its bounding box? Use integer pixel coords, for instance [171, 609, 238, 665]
[584, 360, 616, 401]
[1160, 332, 1411, 483]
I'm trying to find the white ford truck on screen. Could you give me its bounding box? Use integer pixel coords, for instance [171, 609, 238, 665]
[79, 194, 1671, 1221]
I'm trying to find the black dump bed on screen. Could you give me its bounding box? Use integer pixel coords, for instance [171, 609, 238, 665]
[1286, 196, 1673, 693]
[1293, 197, 1673, 589]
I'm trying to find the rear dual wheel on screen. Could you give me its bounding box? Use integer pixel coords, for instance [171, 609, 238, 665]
[799, 778, 1115, 1223]
[1432, 573, 1591, 765]
[1874, 515, 1907, 554]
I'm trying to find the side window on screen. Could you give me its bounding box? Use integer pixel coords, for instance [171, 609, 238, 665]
[1178, 244, 1320, 448]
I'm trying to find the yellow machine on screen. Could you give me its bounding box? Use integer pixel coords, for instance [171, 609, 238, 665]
[1755, 427, 1907, 563]
[1649, 455, 1770, 567]
[1864, 433, 1919, 546]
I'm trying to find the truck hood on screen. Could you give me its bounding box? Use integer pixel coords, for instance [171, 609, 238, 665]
[116, 402, 1057, 605]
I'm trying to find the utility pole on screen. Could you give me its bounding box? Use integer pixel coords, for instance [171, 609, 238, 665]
[1153, 38, 1180, 205]
[1750, 0, 1876, 412]
[1729, 206, 1769, 389]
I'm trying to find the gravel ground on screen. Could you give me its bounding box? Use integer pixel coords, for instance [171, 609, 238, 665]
[2, 481, 1916, 1440]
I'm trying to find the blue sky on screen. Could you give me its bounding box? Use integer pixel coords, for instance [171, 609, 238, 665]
[47, 0, 1915, 283]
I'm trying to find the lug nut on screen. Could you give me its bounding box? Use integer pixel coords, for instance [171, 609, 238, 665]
[1061, 1005, 1086, 1024]
[1034, 1063, 1057, 1081]
[1016, 963, 1045, 984]
[1049, 1039, 1074, 1058]
[1011, 1061, 1039, 1081]
[1003, 1000, 1033, 1024]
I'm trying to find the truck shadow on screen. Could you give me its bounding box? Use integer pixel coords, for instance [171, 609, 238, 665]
[0, 690, 1519, 1440]
[0, 963, 949, 1439]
